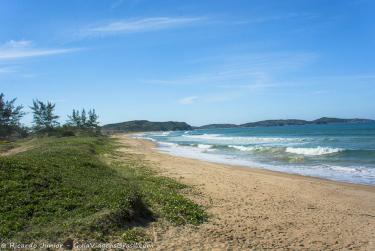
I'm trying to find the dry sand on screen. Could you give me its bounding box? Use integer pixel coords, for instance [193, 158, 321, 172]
[116, 134, 375, 250]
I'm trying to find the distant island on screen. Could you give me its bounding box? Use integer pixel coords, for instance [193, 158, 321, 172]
[102, 117, 374, 133]
[102, 120, 192, 133]
[197, 117, 374, 129]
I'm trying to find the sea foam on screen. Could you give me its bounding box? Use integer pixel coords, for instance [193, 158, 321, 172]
[158, 142, 178, 147]
[184, 134, 305, 144]
[197, 144, 213, 149]
[228, 145, 270, 152]
[286, 146, 343, 156]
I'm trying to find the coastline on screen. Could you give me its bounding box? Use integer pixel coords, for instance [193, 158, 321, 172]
[132, 132, 375, 189]
[116, 134, 375, 250]
[132, 126, 375, 186]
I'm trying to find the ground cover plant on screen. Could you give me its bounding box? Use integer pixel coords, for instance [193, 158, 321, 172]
[0, 135, 207, 244]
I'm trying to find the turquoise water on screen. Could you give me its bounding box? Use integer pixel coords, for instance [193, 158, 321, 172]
[138, 123, 375, 185]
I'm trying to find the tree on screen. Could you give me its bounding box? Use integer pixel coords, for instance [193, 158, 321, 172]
[30, 100, 59, 131]
[87, 109, 99, 128]
[0, 93, 25, 138]
[67, 109, 81, 127]
[81, 109, 87, 127]
[67, 108, 99, 129]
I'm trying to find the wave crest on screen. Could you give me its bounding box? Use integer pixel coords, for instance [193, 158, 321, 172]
[229, 145, 265, 151]
[184, 134, 305, 144]
[286, 146, 343, 156]
[197, 144, 213, 149]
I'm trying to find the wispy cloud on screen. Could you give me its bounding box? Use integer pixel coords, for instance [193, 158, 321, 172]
[233, 12, 318, 25]
[145, 52, 316, 87]
[144, 51, 318, 104]
[0, 40, 79, 60]
[80, 17, 204, 37]
[178, 96, 198, 105]
[0, 66, 16, 75]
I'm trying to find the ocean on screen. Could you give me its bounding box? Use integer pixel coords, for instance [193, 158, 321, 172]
[136, 123, 375, 185]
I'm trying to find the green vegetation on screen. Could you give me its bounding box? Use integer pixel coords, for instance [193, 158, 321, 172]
[102, 120, 192, 133]
[0, 135, 207, 243]
[121, 228, 150, 244]
[0, 142, 19, 155]
[30, 99, 60, 132]
[0, 140, 12, 153]
[110, 159, 207, 226]
[0, 93, 27, 140]
[0, 92, 101, 140]
[67, 109, 99, 129]
[0, 92, 207, 244]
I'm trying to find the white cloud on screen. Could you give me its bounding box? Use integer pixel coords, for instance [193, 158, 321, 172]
[144, 52, 317, 87]
[144, 51, 318, 104]
[4, 40, 32, 48]
[0, 66, 16, 75]
[81, 17, 204, 37]
[178, 96, 198, 105]
[0, 40, 79, 60]
[233, 12, 318, 25]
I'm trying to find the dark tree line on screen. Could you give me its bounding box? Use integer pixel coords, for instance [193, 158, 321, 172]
[67, 109, 99, 129]
[0, 93, 27, 139]
[0, 93, 100, 139]
[31, 100, 60, 131]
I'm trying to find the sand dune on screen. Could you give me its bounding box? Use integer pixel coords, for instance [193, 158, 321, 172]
[116, 134, 375, 250]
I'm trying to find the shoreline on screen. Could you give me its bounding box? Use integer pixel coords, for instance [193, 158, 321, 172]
[116, 134, 375, 250]
[132, 133, 375, 189]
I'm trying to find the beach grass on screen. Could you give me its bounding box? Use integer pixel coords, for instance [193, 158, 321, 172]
[0, 135, 207, 243]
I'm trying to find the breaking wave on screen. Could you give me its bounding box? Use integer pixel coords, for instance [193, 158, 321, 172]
[197, 144, 213, 149]
[286, 146, 344, 156]
[228, 145, 273, 152]
[184, 134, 305, 144]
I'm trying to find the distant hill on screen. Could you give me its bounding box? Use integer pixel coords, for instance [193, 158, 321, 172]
[102, 120, 192, 133]
[240, 119, 308, 127]
[103, 117, 374, 133]
[196, 124, 239, 129]
[196, 117, 374, 129]
[311, 117, 374, 124]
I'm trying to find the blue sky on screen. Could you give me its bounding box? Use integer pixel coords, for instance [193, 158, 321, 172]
[0, 0, 374, 126]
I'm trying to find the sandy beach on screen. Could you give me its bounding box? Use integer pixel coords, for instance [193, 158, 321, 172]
[116, 134, 375, 250]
